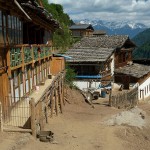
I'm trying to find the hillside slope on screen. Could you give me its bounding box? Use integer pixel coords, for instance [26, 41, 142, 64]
[132, 28, 150, 59]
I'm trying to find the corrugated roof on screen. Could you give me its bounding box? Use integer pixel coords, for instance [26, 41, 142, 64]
[65, 47, 114, 62]
[114, 63, 150, 78]
[73, 35, 129, 48]
[69, 24, 94, 30]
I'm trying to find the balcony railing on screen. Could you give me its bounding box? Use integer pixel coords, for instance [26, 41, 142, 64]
[10, 44, 53, 68]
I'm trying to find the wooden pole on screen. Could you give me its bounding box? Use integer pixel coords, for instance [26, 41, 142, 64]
[51, 89, 54, 118]
[39, 101, 44, 130]
[30, 98, 36, 138]
[59, 80, 63, 113]
[0, 102, 3, 132]
[62, 77, 65, 105]
[55, 85, 59, 116]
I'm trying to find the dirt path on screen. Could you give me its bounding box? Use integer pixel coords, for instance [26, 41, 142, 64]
[19, 99, 124, 150]
[0, 91, 150, 150]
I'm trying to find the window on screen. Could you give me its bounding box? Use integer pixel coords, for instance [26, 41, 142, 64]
[13, 70, 19, 88]
[72, 30, 81, 37]
[140, 89, 142, 99]
[0, 11, 23, 45]
[118, 54, 122, 63]
[44, 30, 51, 44]
[123, 53, 126, 62]
[10, 15, 23, 44]
[19, 70, 23, 84]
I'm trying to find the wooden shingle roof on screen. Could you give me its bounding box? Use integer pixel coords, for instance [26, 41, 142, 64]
[69, 24, 94, 31]
[20, 0, 60, 29]
[93, 30, 106, 35]
[115, 63, 150, 78]
[73, 35, 129, 48]
[65, 47, 114, 62]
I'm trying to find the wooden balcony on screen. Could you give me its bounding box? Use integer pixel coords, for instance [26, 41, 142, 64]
[9, 44, 55, 70]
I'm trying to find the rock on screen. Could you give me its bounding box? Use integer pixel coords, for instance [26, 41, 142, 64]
[51, 140, 59, 144]
[72, 135, 77, 138]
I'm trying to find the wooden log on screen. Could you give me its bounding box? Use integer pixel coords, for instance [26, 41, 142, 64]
[0, 102, 3, 132]
[30, 98, 36, 138]
[3, 128, 32, 133]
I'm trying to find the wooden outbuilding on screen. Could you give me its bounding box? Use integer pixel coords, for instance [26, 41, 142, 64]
[93, 30, 106, 36]
[114, 63, 150, 100]
[69, 24, 94, 38]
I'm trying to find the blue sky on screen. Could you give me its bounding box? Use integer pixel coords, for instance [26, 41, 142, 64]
[49, 0, 150, 26]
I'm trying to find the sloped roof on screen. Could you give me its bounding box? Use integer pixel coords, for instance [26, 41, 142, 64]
[93, 30, 106, 35]
[20, 0, 60, 29]
[65, 47, 114, 62]
[114, 63, 150, 78]
[69, 24, 94, 30]
[73, 35, 129, 48]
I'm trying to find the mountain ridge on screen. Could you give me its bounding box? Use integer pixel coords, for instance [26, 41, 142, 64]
[74, 19, 148, 38]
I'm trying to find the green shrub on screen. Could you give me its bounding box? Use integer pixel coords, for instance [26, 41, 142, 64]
[65, 64, 77, 88]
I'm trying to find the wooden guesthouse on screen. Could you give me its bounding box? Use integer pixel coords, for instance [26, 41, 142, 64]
[0, 0, 65, 130]
[114, 63, 150, 100]
[65, 35, 136, 90]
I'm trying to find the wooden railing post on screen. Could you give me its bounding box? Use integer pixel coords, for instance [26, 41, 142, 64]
[6, 48, 11, 78]
[30, 98, 36, 138]
[0, 102, 3, 132]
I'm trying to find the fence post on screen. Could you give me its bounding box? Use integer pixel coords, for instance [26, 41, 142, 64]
[39, 101, 44, 130]
[51, 89, 54, 118]
[59, 81, 63, 113]
[55, 86, 59, 116]
[30, 98, 36, 138]
[62, 77, 65, 105]
[0, 102, 3, 132]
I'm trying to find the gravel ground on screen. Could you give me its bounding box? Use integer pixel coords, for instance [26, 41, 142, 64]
[103, 107, 146, 128]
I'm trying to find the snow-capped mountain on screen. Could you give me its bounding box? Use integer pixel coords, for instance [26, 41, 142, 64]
[74, 19, 148, 38]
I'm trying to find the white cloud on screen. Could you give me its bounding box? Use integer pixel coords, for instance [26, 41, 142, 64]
[49, 0, 150, 26]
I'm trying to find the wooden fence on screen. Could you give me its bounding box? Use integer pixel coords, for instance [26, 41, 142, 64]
[110, 87, 138, 109]
[0, 71, 65, 137]
[30, 71, 65, 137]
